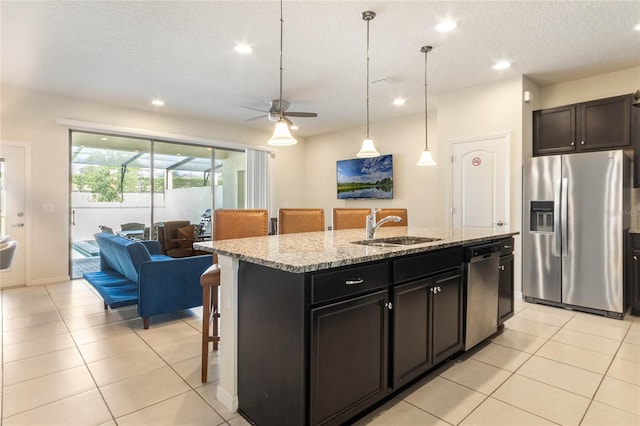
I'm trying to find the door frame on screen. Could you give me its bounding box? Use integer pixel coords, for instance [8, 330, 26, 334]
[0, 140, 33, 287]
[448, 132, 511, 232]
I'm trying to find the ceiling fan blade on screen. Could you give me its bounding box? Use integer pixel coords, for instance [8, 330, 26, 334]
[240, 106, 270, 113]
[284, 112, 318, 118]
[245, 114, 268, 122]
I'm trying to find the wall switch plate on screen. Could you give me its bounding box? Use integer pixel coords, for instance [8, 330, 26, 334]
[42, 203, 54, 213]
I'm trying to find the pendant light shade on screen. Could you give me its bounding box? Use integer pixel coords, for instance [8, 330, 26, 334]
[268, 0, 297, 146]
[417, 45, 436, 166]
[357, 11, 380, 158]
[268, 117, 297, 146]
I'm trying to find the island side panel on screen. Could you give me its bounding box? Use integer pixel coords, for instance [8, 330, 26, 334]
[237, 261, 308, 426]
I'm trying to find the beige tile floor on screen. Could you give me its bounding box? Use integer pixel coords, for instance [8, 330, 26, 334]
[1, 280, 639, 425]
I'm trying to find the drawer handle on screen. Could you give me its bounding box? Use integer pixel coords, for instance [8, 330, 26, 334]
[345, 278, 364, 285]
[504, 245, 512, 249]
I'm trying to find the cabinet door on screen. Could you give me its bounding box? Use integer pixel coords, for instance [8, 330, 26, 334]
[431, 270, 464, 365]
[580, 95, 631, 151]
[632, 251, 640, 315]
[392, 279, 431, 388]
[498, 254, 515, 325]
[533, 105, 577, 155]
[310, 291, 388, 426]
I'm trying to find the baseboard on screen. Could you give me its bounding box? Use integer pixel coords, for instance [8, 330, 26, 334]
[30, 275, 71, 286]
[216, 385, 239, 412]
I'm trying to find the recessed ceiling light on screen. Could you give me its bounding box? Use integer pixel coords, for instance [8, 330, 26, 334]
[234, 43, 253, 54]
[151, 99, 165, 106]
[493, 60, 511, 70]
[100, 137, 108, 141]
[392, 98, 406, 106]
[436, 19, 457, 32]
[635, 23, 640, 31]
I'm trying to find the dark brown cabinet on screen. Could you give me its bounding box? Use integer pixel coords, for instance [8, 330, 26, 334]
[392, 248, 463, 389]
[498, 238, 515, 325]
[533, 94, 632, 156]
[310, 291, 389, 426]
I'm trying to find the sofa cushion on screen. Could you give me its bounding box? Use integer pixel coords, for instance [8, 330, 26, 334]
[82, 271, 138, 308]
[94, 232, 151, 283]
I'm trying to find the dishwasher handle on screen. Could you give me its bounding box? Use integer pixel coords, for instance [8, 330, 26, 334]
[464, 243, 501, 262]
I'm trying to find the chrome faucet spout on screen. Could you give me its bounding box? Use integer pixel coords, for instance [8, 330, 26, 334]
[365, 209, 403, 239]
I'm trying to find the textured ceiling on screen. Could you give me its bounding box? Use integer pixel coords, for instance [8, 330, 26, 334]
[2, 1, 639, 138]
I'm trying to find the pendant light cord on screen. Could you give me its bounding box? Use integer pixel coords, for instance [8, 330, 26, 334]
[278, 0, 284, 120]
[365, 16, 370, 139]
[422, 46, 432, 151]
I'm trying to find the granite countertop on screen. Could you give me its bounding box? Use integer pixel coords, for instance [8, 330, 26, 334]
[194, 227, 518, 273]
[630, 228, 640, 234]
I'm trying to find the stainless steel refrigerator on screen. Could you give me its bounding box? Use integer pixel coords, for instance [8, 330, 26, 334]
[523, 149, 630, 318]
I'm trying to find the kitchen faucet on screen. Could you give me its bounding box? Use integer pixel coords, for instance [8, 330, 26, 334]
[366, 209, 403, 239]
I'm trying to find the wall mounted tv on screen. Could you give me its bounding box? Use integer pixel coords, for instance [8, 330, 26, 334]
[337, 154, 393, 199]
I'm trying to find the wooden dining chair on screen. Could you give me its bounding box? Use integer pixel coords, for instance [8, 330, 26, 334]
[332, 208, 371, 230]
[378, 208, 408, 226]
[200, 209, 269, 382]
[278, 208, 325, 234]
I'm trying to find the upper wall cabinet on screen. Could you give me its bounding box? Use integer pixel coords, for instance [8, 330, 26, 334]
[533, 94, 633, 156]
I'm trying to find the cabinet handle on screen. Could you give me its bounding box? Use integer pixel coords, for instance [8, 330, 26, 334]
[581, 140, 585, 145]
[437, 286, 442, 293]
[570, 142, 575, 146]
[634, 256, 638, 261]
[499, 265, 505, 271]
[384, 302, 393, 310]
[504, 245, 511, 249]
[345, 278, 364, 285]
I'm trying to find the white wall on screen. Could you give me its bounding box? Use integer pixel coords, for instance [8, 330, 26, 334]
[1, 85, 307, 284]
[538, 66, 640, 109]
[306, 113, 439, 228]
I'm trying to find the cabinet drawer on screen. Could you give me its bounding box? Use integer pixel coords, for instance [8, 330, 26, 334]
[393, 247, 463, 283]
[311, 262, 390, 305]
[499, 237, 514, 255]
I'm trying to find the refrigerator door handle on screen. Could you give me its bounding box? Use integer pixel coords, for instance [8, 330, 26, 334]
[561, 177, 569, 258]
[553, 179, 562, 256]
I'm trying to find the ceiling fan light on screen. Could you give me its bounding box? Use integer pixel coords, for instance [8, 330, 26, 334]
[268, 118, 297, 146]
[416, 149, 436, 166]
[357, 138, 380, 158]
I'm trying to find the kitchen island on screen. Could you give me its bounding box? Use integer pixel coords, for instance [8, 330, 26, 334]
[194, 226, 518, 426]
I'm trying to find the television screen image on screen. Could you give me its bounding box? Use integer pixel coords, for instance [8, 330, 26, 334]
[337, 154, 393, 199]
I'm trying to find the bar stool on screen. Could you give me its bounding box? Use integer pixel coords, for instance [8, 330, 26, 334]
[332, 208, 371, 230]
[201, 209, 269, 382]
[278, 208, 325, 234]
[378, 208, 408, 226]
[200, 263, 220, 382]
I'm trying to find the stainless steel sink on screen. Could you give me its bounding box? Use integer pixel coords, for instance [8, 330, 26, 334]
[352, 236, 442, 247]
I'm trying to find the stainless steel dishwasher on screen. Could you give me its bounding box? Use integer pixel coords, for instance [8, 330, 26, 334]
[463, 242, 501, 350]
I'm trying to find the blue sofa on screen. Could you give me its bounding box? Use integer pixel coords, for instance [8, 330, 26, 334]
[83, 232, 212, 328]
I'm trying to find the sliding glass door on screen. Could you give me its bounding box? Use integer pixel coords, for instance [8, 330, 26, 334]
[70, 132, 247, 278]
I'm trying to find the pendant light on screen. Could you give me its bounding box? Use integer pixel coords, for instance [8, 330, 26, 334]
[417, 45, 436, 166]
[268, 0, 297, 146]
[356, 11, 380, 158]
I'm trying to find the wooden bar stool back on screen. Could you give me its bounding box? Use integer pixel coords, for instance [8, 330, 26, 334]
[278, 208, 325, 234]
[378, 208, 408, 226]
[332, 208, 371, 230]
[201, 209, 269, 382]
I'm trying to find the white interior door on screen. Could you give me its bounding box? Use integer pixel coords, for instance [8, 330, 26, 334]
[451, 134, 510, 231]
[0, 143, 29, 287]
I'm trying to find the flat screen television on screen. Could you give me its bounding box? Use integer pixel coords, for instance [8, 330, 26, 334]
[337, 154, 393, 199]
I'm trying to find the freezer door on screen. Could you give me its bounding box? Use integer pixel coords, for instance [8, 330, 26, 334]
[523, 156, 562, 302]
[562, 150, 624, 313]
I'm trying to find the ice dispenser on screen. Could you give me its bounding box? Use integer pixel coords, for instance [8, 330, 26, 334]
[529, 201, 554, 233]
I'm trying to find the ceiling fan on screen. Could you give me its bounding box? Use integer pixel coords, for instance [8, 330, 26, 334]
[243, 98, 318, 123]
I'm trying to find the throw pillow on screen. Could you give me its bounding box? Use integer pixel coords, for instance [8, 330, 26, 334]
[177, 225, 195, 248]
